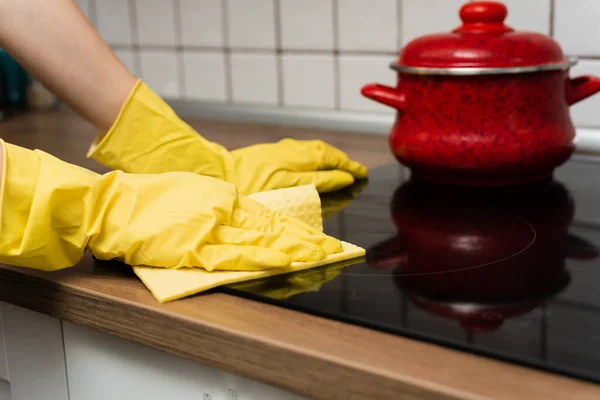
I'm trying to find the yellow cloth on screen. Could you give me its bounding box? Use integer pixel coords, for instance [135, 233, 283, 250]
[247, 184, 323, 230]
[134, 242, 364, 303]
[131, 184, 366, 303]
[0, 141, 341, 272]
[87, 80, 368, 195]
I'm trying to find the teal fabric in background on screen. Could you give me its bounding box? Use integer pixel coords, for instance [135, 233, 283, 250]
[0, 49, 28, 110]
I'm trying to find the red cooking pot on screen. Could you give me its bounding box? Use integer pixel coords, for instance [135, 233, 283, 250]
[361, 1, 600, 186]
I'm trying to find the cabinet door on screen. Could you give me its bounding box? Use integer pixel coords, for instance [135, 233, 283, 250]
[1, 302, 69, 400]
[63, 322, 306, 400]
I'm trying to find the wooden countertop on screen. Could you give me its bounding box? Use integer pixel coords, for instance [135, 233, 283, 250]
[0, 110, 598, 400]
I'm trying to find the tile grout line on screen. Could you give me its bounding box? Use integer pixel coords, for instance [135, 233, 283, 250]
[128, 0, 142, 77]
[273, 0, 285, 107]
[549, 0, 556, 37]
[110, 43, 398, 56]
[396, 0, 403, 51]
[332, 0, 341, 110]
[173, 0, 186, 98]
[222, 0, 234, 103]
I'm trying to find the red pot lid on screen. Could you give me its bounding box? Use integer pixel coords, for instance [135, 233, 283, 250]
[393, 1, 575, 74]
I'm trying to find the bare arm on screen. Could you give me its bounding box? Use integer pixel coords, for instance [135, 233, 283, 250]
[0, 0, 137, 131]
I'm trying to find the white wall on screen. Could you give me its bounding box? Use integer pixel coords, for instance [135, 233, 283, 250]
[74, 0, 600, 136]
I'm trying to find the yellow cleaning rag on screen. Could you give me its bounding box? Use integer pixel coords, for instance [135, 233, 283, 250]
[133, 184, 365, 303]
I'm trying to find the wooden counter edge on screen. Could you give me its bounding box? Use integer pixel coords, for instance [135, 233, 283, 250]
[0, 266, 598, 400]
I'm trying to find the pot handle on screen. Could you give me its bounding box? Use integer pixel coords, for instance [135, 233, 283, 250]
[566, 233, 600, 260]
[566, 75, 600, 106]
[361, 83, 408, 112]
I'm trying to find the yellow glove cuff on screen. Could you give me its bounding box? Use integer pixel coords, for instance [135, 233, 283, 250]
[87, 80, 230, 180]
[0, 140, 100, 270]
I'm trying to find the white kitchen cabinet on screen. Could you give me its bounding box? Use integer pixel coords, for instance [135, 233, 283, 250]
[1, 303, 69, 400]
[0, 304, 10, 382]
[0, 302, 305, 400]
[0, 303, 10, 399]
[63, 322, 305, 400]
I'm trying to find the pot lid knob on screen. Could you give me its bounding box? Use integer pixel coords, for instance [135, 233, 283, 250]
[454, 1, 514, 34]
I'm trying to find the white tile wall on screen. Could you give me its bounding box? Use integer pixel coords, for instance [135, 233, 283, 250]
[400, 0, 467, 45]
[135, 0, 177, 46]
[74, 0, 93, 21]
[226, 0, 276, 49]
[114, 49, 138, 75]
[501, 0, 551, 34]
[95, 0, 133, 45]
[180, 0, 224, 47]
[554, 0, 600, 56]
[339, 55, 396, 113]
[139, 51, 180, 98]
[282, 54, 335, 108]
[338, 0, 398, 52]
[280, 0, 334, 50]
[230, 53, 278, 104]
[97, 0, 600, 136]
[183, 51, 228, 101]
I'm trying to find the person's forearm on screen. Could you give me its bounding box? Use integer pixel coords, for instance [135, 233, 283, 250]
[0, 0, 137, 131]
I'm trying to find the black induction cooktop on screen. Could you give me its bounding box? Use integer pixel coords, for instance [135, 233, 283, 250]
[221, 157, 600, 385]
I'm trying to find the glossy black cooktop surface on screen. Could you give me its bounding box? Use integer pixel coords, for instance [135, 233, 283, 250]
[221, 158, 600, 384]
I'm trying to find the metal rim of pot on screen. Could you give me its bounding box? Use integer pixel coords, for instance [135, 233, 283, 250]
[389, 56, 578, 76]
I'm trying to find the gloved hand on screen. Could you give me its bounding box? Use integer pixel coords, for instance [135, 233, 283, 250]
[0, 140, 342, 272]
[87, 80, 368, 195]
[227, 139, 368, 194]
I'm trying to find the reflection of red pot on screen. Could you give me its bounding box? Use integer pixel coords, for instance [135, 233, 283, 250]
[409, 296, 544, 333]
[361, 2, 600, 186]
[367, 179, 598, 332]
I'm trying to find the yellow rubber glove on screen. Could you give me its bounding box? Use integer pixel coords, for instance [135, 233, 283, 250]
[87, 80, 368, 195]
[0, 140, 342, 272]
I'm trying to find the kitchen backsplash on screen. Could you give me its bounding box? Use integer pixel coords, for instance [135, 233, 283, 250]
[73, 0, 600, 133]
